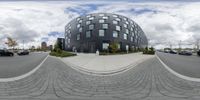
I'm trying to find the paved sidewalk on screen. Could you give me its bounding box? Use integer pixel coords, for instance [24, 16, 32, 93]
[61, 53, 154, 74]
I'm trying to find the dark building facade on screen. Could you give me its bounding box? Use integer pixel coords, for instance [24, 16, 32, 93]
[57, 38, 65, 50]
[41, 42, 47, 50]
[65, 13, 148, 53]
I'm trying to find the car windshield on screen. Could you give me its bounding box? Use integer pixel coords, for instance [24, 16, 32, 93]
[0, 1, 200, 100]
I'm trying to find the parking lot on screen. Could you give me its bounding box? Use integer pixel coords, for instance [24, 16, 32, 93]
[0, 52, 48, 78]
[157, 52, 200, 78]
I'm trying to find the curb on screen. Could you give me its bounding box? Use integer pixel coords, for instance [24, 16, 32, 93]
[0, 55, 49, 82]
[58, 56, 154, 76]
[156, 53, 200, 82]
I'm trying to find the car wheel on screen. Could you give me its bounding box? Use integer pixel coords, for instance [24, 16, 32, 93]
[10, 54, 13, 56]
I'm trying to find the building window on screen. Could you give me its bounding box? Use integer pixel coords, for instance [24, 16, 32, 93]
[113, 14, 118, 18]
[86, 15, 91, 18]
[124, 34, 128, 40]
[102, 24, 108, 29]
[102, 16, 108, 19]
[86, 31, 91, 38]
[99, 19, 105, 23]
[126, 29, 129, 34]
[132, 32, 134, 37]
[89, 24, 94, 30]
[77, 17, 80, 21]
[86, 21, 91, 25]
[113, 31, 118, 38]
[77, 34, 80, 40]
[113, 20, 118, 24]
[125, 21, 129, 24]
[117, 43, 121, 49]
[102, 43, 109, 50]
[78, 19, 82, 23]
[116, 26, 121, 31]
[124, 17, 127, 21]
[131, 37, 133, 41]
[77, 24, 81, 28]
[124, 24, 127, 28]
[131, 27, 133, 31]
[79, 27, 82, 32]
[115, 18, 121, 21]
[99, 30, 105, 37]
[89, 16, 94, 20]
[68, 39, 70, 43]
[99, 13, 104, 16]
[126, 45, 129, 51]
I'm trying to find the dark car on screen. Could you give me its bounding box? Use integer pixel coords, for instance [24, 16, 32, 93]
[179, 51, 192, 56]
[17, 50, 29, 55]
[197, 50, 200, 56]
[0, 50, 14, 56]
[169, 50, 177, 54]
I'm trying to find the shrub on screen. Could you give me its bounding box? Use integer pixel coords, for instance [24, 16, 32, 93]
[50, 50, 76, 57]
[143, 47, 155, 55]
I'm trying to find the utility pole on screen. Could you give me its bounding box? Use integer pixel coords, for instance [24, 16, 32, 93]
[23, 40, 24, 50]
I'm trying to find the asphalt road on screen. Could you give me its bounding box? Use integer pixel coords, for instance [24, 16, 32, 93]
[157, 52, 200, 78]
[0, 52, 48, 78]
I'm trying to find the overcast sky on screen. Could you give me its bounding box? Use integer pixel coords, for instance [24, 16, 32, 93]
[0, 0, 200, 49]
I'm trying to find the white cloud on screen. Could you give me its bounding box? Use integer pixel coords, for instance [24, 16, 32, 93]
[0, 1, 200, 49]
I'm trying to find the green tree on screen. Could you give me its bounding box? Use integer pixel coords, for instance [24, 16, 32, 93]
[5, 37, 18, 50]
[109, 42, 119, 53]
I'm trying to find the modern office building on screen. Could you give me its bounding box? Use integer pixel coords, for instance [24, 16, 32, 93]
[65, 13, 148, 53]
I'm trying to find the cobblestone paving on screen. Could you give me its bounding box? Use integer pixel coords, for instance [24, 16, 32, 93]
[0, 56, 200, 100]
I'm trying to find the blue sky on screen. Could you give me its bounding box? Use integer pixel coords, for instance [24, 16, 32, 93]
[0, 1, 200, 49]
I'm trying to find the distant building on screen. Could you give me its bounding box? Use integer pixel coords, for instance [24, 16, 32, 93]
[41, 42, 47, 50]
[57, 38, 65, 50]
[48, 45, 53, 51]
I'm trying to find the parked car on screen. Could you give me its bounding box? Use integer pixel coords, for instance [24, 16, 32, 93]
[17, 50, 29, 55]
[197, 50, 200, 56]
[178, 50, 192, 56]
[164, 50, 170, 53]
[0, 50, 14, 56]
[169, 50, 177, 54]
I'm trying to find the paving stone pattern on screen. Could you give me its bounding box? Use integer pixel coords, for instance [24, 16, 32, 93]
[0, 56, 200, 100]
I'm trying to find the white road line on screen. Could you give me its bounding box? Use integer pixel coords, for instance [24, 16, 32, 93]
[156, 53, 200, 82]
[0, 55, 49, 82]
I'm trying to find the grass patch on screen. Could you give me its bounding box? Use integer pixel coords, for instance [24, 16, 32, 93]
[50, 51, 76, 57]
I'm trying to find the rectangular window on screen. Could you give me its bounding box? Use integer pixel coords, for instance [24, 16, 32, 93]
[102, 43, 109, 50]
[113, 20, 118, 24]
[113, 14, 118, 18]
[99, 30, 105, 37]
[124, 34, 128, 40]
[125, 21, 129, 24]
[89, 17, 94, 20]
[131, 37, 133, 41]
[86, 21, 91, 25]
[118, 43, 121, 49]
[115, 18, 121, 21]
[99, 19, 105, 23]
[113, 31, 118, 38]
[79, 27, 82, 32]
[79, 20, 82, 23]
[77, 24, 81, 28]
[124, 17, 127, 21]
[77, 34, 80, 40]
[89, 24, 94, 30]
[116, 26, 121, 31]
[86, 31, 91, 38]
[126, 29, 129, 34]
[124, 24, 127, 28]
[102, 24, 108, 29]
[76, 17, 80, 21]
[102, 16, 108, 19]
[68, 39, 70, 43]
[99, 14, 105, 16]
[86, 15, 91, 18]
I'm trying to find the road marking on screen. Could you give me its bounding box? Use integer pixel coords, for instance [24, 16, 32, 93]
[0, 55, 49, 82]
[156, 53, 200, 82]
